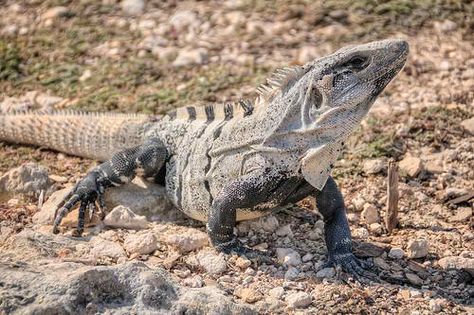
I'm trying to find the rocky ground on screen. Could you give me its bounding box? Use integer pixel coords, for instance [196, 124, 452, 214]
[0, 1, 473, 314]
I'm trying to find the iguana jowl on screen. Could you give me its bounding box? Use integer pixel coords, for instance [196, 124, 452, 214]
[0, 39, 408, 276]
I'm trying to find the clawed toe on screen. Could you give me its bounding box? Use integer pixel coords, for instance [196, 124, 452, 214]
[325, 253, 377, 282]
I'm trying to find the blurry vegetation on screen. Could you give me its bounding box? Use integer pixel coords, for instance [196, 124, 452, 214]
[0, 0, 472, 114]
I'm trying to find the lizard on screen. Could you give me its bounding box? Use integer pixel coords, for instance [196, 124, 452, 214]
[0, 39, 408, 277]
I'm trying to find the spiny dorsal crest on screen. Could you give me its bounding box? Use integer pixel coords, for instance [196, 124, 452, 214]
[166, 65, 307, 123]
[166, 99, 254, 122]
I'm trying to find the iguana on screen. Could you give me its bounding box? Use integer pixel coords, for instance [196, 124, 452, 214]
[0, 39, 408, 276]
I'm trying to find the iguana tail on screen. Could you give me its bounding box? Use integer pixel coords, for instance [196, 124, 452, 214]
[0, 111, 150, 161]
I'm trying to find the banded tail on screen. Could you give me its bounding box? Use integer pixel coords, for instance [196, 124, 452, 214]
[0, 111, 150, 161]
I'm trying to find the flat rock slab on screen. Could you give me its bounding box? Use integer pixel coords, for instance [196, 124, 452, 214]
[0, 261, 255, 315]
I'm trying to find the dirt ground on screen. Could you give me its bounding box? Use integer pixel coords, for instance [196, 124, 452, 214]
[0, 1, 473, 314]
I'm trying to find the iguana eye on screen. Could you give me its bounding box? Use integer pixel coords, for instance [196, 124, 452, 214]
[347, 56, 368, 71]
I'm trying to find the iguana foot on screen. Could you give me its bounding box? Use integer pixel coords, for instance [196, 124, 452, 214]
[215, 238, 274, 265]
[53, 171, 107, 236]
[323, 253, 376, 281]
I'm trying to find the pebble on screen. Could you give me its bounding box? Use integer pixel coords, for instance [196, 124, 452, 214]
[197, 251, 227, 275]
[407, 239, 429, 259]
[121, 0, 145, 15]
[163, 229, 208, 253]
[438, 256, 474, 276]
[89, 237, 126, 260]
[434, 19, 457, 33]
[449, 207, 472, 222]
[169, 10, 199, 32]
[103, 205, 149, 230]
[460, 117, 474, 135]
[42, 6, 69, 19]
[275, 224, 293, 237]
[405, 273, 423, 286]
[183, 275, 204, 288]
[399, 156, 423, 178]
[315, 267, 335, 279]
[123, 231, 158, 255]
[363, 159, 386, 174]
[268, 287, 285, 299]
[301, 253, 313, 263]
[276, 248, 302, 266]
[152, 46, 178, 62]
[284, 267, 299, 280]
[172, 48, 209, 67]
[234, 287, 263, 303]
[388, 248, 405, 259]
[285, 292, 312, 308]
[256, 215, 279, 232]
[79, 70, 92, 82]
[236, 257, 252, 269]
[0, 163, 51, 194]
[352, 195, 365, 211]
[409, 289, 423, 298]
[368, 223, 383, 235]
[361, 203, 380, 224]
[429, 299, 444, 313]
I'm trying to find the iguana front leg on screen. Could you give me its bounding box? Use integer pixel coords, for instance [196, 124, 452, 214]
[53, 138, 167, 236]
[207, 172, 283, 258]
[315, 177, 371, 277]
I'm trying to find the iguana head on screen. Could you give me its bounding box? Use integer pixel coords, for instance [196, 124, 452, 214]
[259, 39, 408, 189]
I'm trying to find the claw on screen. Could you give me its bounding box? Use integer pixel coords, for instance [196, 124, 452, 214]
[217, 238, 274, 265]
[325, 253, 376, 282]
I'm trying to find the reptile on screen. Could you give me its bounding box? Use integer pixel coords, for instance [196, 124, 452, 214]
[0, 39, 408, 276]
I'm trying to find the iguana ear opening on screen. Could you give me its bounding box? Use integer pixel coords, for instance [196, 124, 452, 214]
[301, 76, 325, 128]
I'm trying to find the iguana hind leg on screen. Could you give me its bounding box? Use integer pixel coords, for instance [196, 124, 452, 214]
[53, 138, 167, 236]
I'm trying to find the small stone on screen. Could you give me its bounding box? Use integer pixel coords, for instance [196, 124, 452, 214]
[409, 289, 423, 298]
[461, 68, 474, 80]
[429, 299, 444, 313]
[353, 227, 369, 239]
[275, 224, 293, 237]
[405, 273, 423, 286]
[302, 253, 313, 263]
[414, 192, 429, 202]
[285, 292, 312, 308]
[79, 70, 92, 82]
[0, 163, 51, 194]
[352, 195, 365, 212]
[163, 229, 208, 253]
[438, 256, 474, 276]
[438, 60, 451, 71]
[434, 20, 457, 33]
[368, 223, 383, 235]
[123, 231, 158, 255]
[89, 237, 126, 259]
[49, 174, 68, 183]
[103, 205, 149, 230]
[183, 275, 203, 288]
[276, 248, 302, 266]
[361, 203, 380, 224]
[121, 0, 145, 15]
[407, 239, 429, 259]
[347, 213, 359, 223]
[284, 267, 299, 280]
[315, 267, 335, 279]
[7, 198, 19, 207]
[268, 287, 284, 299]
[236, 257, 252, 269]
[172, 48, 209, 67]
[388, 248, 405, 259]
[152, 46, 178, 62]
[298, 46, 319, 64]
[169, 10, 199, 32]
[449, 207, 472, 223]
[399, 289, 411, 300]
[460, 117, 474, 135]
[234, 287, 262, 303]
[42, 6, 70, 19]
[399, 156, 423, 178]
[363, 159, 385, 174]
[256, 215, 279, 232]
[197, 251, 227, 275]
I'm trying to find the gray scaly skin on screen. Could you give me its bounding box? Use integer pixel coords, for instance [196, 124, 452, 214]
[0, 39, 409, 277]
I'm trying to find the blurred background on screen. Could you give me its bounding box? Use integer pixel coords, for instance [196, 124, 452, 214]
[0, 2, 473, 313]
